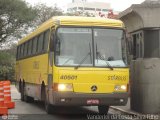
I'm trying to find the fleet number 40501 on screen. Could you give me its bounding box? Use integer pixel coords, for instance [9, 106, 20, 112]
[60, 75, 77, 80]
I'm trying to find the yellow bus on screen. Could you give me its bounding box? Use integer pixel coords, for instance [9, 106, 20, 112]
[15, 16, 129, 114]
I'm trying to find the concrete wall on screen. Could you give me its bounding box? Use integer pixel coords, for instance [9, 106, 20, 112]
[131, 58, 160, 113]
[119, 1, 160, 114]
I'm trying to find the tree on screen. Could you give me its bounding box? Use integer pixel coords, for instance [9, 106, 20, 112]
[33, 3, 63, 26]
[0, 49, 15, 80]
[0, 42, 17, 80]
[0, 0, 36, 45]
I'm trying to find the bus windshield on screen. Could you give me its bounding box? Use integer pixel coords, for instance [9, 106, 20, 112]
[55, 27, 127, 67]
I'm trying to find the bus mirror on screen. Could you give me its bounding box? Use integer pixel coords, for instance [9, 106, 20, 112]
[50, 32, 55, 51]
[55, 39, 60, 55]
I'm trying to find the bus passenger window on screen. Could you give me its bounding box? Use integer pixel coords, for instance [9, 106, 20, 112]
[33, 37, 38, 54]
[20, 44, 24, 58]
[19, 46, 21, 58]
[23, 43, 27, 57]
[38, 34, 44, 53]
[27, 42, 29, 56]
[16, 46, 19, 60]
[28, 40, 33, 56]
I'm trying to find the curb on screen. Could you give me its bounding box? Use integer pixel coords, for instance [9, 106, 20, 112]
[110, 106, 142, 116]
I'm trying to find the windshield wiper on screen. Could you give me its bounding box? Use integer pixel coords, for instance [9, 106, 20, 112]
[75, 43, 92, 70]
[96, 43, 114, 70]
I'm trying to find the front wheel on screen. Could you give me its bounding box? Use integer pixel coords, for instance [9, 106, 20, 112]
[98, 106, 109, 114]
[20, 83, 25, 101]
[45, 97, 54, 114]
[44, 89, 54, 114]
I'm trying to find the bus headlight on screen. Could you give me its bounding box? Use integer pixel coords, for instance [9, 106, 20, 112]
[57, 84, 73, 91]
[114, 85, 127, 91]
[121, 85, 127, 90]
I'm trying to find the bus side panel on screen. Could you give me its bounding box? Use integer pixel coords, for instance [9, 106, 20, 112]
[17, 54, 48, 100]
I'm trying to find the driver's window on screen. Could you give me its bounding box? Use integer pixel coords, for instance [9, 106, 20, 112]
[49, 29, 55, 52]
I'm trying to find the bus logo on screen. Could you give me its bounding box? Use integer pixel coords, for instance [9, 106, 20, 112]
[91, 85, 97, 92]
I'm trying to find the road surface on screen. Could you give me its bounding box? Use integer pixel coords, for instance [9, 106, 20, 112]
[2, 85, 133, 120]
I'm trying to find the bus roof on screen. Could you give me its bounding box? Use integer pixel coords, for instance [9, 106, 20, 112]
[18, 16, 124, 45]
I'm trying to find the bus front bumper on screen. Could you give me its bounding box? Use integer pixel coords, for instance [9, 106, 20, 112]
[52, 92, 128, 106]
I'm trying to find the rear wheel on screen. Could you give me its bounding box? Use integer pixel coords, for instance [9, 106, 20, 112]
[24, 95, 34, 103]
[98, 106, 109, 114]
[21, 82, 34, 103]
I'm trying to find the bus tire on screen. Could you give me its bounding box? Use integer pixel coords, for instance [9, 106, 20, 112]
[20, 82, 25, 101]
[23, 86, 34, 103]
[44, 89, 54, 114]
[19, 80, 21, 93]
[21, 81, 34, 103]
[24, 95, 34, 103]
[98, 106, 109, 114]
[41, 82, 45, 102]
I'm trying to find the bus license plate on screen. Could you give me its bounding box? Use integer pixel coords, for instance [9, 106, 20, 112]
[87, 99, 99, 104]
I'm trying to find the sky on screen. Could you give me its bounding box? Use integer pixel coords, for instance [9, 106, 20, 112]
[25, 0, 145, 12]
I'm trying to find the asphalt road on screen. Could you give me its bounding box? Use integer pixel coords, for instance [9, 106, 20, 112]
[2, 85, 133, 120]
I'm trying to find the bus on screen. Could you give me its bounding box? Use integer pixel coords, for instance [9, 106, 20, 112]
[15, 16, 129, 114]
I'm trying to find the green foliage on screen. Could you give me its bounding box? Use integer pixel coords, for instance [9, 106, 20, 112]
[33, 3, 63, 26]
[0, 0, 36, 44]
[0, 43, 16, 80]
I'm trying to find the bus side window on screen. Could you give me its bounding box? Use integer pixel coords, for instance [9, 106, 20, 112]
[20, 44, 24, 58]
[33, 37, 38, 54]
[43, 30, 49, 52]
[16, 46, 19, 60]
[24, 42, 28, 57]
[38, 33, 44, 53]
[27, 41, 29, 57]
[28, 39, 33, 56]
[36, 36, 39, 53]
[19, 45, 21, 59]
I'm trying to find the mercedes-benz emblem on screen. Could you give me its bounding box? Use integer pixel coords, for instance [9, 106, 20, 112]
[91, 85, 97, 92]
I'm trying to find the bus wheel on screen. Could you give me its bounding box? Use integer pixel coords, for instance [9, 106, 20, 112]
[20, 82, 25, 101]
[19, 81, 21, 93]
[44, 90, 54, 114]
[98, 106, 109, 114]
[23, 87, 34, 103]
[21, 82, 34, 103]
[24, 95, 34, 103]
